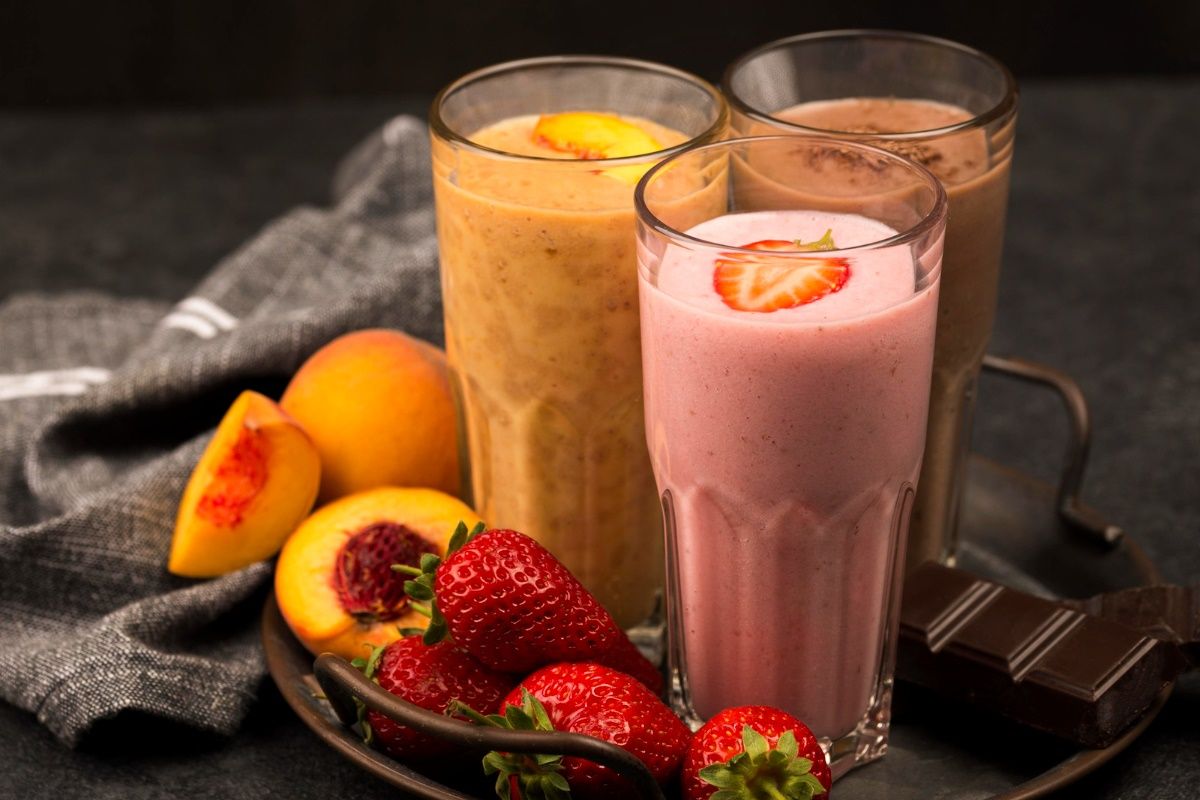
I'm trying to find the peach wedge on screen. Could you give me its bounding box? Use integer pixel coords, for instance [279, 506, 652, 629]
[168, 391, 320, 577]
[274, 487, 479, 660]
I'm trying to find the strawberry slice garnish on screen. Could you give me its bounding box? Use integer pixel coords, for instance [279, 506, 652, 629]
[713, 234, 850, 313]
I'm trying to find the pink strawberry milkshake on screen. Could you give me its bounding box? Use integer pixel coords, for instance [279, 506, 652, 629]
[639, 209, 941, 739]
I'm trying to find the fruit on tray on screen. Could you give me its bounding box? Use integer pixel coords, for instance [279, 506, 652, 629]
[356, 635, 516, 760]
[280, 329, 460, 503]
[532, 111, 663, 184]
[456, 662, 691, 800]
[168, 390, 320, 577]
[681, 706, 831, 800]
[713, 235, 850, 313]
[275, 487, 479, 660]
[402, 525, 663, 691]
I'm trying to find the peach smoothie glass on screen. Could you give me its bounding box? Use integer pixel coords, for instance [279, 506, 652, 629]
[724, 31, 1018, 573]
[430, 57, 728, 630]
[636, 136, 946, 776]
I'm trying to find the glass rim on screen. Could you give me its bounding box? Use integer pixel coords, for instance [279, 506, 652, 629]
[429, 54, 729, 166]
[634, 134, 949, 258]
[722, 29, 1019, 141]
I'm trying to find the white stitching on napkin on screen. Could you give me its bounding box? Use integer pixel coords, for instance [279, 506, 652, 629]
[179, 297, 238, 331]
[162, 297, 239, 338]
[0, 367, 112, 401]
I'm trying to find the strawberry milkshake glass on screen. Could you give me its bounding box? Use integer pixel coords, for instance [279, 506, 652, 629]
[723, 31, 1018, 574]
[636, 136, 946, 777]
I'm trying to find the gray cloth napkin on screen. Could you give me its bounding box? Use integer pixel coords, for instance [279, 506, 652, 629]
[0, 116, 442, 746]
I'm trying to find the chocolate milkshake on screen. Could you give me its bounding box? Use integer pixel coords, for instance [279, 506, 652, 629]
[724, 32, 1018, 571]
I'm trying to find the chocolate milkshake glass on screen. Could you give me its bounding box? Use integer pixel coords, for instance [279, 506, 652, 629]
[724, 31, 1018, 573]
[637, 136, 946, 775]
[430, 57, 727, 630]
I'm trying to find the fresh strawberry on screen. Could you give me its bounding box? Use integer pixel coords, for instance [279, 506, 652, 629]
[713, 234, 849, 313]
[682, 706, 831, 800]
[454, 662, 691, 800]
[353, 635, 516, 760]
[398, 523, 663, 692]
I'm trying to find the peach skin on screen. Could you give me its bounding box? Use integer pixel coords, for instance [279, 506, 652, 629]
[274, 487, 479, 660]
[168, 390, 321, 577]
[280, 329, 460, 503]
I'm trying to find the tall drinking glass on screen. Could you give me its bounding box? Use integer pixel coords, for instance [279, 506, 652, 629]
[431, 57, 728, 630]
[637, 136, 946, 775]
[723, 31, 1018, 572]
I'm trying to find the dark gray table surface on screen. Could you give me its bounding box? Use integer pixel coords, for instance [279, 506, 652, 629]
[1, 79, 1197, 799]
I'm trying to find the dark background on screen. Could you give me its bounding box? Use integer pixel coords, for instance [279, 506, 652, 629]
[2, 0, 1197, 108]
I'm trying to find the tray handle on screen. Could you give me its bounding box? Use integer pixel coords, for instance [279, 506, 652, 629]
[981, 354, 1123, 546]
[314, 653, 668, 800]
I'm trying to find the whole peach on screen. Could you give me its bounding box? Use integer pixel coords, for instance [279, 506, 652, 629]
[281, 329, 460, 503]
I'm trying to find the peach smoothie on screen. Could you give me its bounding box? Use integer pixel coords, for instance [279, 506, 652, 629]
[773, 98, 1014, 572]
[432, 111, 723, 629]
[640, 209, 941, 738]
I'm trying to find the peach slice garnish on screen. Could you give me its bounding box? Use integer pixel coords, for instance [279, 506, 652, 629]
[168, 390, 320, 577]
[274, 487, 480, 660]
[533, 112, 663, 184]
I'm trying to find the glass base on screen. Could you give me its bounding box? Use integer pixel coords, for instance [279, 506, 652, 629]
[823, 675, 893, 780]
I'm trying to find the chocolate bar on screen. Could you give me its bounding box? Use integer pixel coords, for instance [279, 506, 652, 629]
[1064, 585, 1199, 668]
[897, 563, 1188, 748]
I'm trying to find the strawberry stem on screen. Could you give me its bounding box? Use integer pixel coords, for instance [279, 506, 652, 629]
[391, 564, 423, 577]
[408, 602, 432, 618]
[447, 699, 499, 727]
[762, 781, 789, 800]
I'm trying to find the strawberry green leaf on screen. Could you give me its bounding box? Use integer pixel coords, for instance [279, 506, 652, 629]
[348, 644, 386, 747]
[698, 764, 737, 788]
[504, 704, 535, 731]
[482, 751, 508, 775]
[742, 725, 770, 759]
[447, 521, 471, 555]
[776, 730, 798, 760]
[356, 643, 385, 680]
[794, 229, 836, 251]
[404, 579, 434, 601]
[521, 688, 555, 731]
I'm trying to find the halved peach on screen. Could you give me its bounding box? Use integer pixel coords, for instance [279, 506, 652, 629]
[168, 391, 320, 577]
[274, 487, 479, 660]
[532, 111, 663, 184]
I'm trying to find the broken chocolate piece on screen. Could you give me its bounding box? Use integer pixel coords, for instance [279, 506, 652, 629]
[1063, 585, 1199, 668]
[898, 563, 1187, 748]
